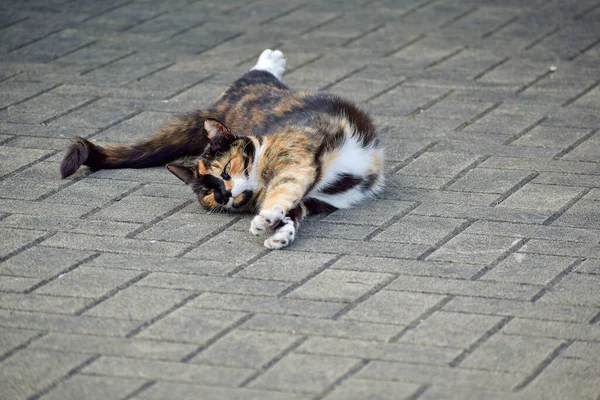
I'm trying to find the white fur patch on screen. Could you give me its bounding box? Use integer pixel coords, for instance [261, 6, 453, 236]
[264, 217, 295, 249]
[251, 49, 286, 80]
[250, 204, 285, 235]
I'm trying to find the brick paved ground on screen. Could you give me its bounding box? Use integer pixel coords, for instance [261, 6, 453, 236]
[1, 0, 600, 399]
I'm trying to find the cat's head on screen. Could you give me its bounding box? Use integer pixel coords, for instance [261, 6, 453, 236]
[167, 119, 258, 212]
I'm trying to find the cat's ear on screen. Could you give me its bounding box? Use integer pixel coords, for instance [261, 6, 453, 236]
[205, 119, 236, 153]
[204, 119, 234, 140]
[166, 163, 195, 185]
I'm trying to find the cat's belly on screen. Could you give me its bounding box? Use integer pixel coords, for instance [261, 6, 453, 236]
[306, 137, 384, 209]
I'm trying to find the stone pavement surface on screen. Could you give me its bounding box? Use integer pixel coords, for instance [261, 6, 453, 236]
[1, 0, 600, 399]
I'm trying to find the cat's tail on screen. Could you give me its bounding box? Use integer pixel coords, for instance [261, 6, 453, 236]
[60, 111, 211, 178]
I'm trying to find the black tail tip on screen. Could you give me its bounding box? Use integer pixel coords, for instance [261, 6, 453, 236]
[60, 137, 91, 179]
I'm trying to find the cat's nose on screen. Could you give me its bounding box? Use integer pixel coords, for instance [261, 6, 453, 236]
[222, 191, 232, 203]
[215, 190, 232, 204]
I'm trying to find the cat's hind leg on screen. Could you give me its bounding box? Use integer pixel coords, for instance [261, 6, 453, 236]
[251, 49, 286, 80]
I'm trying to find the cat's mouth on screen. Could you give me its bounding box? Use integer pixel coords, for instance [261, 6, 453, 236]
[232, 190, 253, 209]
[206, 189, 253, 212]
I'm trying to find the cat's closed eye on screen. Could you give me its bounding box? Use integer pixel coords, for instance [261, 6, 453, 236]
[221, 161, 231, 180]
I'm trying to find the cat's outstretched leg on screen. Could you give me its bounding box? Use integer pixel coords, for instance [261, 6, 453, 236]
[250, 185, 309, 249]
[251, 49, 286, 80]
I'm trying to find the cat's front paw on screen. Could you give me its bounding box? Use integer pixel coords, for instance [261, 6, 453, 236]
[250, 204, 285, 236]
[264, 217, 296, 249]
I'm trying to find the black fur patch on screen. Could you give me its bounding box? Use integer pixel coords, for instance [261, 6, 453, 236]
[303, 198, 337, 214]
[360, 173, 378, 191]
[321, 173, 363, 195]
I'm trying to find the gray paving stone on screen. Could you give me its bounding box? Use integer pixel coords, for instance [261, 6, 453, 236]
[286, 237, 428, 259]
[136, 307, 248, 344]
[343, 290, 446, 325]
[398, 310, 503, 348]
[190, 330, 299, 368]
[296, 220, 377, 240]
[413, 203, 549, 224]
[1, 215, 141, 237]
[512, 126, 592, 149]
[322, 200, 416, 225]
[534, 172, 600, 188]
[135, 212, 236, 243]
[386, 275, 540, 301]
[249, 353, 360, 394]
[38, 375, 147, 400]
[576, 259, 600, 275]
[0, 199, 96, 218]
[465, 220, 600, 243]
[83, 285, 193, 320]
[132, 381, 310, 400]
[0, 348, 91, 400]
[81, 356, 253, 386]
[0, 227, 47, 260]
[447, 168, 532, 194]
[442, 296, 598, 323]
[241, 314, 401, 342]
[398, 152, 480, 178]
[91, 111, 173, 143]
[286, 269, 394, 303]
[419, 387, 519, 400]
[298, 336, 460, 365]
[517, 358, 600, 400]
[0, 147, 51, 175]
[561, 341, 600, 360]
[0, 246, 94, 279]
[537, 273, 600, 306]
[83, 253, 235, 276]
[183, 230, 268, 264]
[332, 256, 483, 279]
[136, 273, 290, 296]
[322, 379, 422, 400]
[189, 293, 344, 319]
[0, 327, 43, 357]
[356, 360, 522, 391]
[91, 195, 188, 223]
[498, 183, 586, 212]
[428, 233, 521, 264]
[553, 199, 600, 229]
[236, 251, 337, 282]
[371, 215, 467, 245]
[0, 276, 40, 293]
[461, 333, 562, 372]
[520, 239, 600, 259]
[502, 319, 600, 341]
[384, 188, 500, 207]
[0, 293, 91, 314]
[42, 232, 189, 256]
[481, 253, 577, 285]
[30, 333, 197, 361]
[33, 266, 142, 298]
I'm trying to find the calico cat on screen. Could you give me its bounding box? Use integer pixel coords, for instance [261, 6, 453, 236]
[60, 49, 384, 249]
